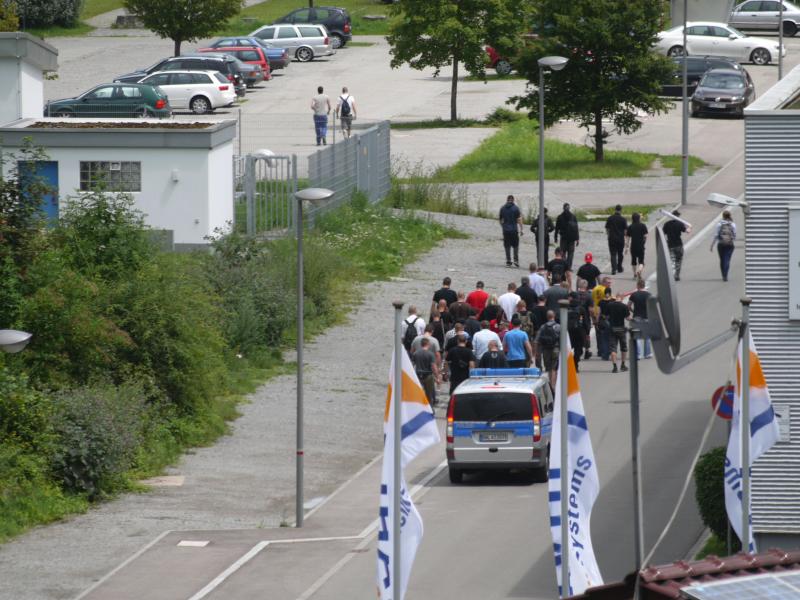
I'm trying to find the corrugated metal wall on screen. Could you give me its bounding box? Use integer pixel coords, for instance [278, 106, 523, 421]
[745, 115, 800, 534]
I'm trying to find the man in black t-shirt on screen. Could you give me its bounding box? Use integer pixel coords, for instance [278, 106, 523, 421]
[531, 208, 555, 265]
[431, 276, 458, 315]
[445, 334, 477, 394]
[554, 203, 579, 271]
[576, 252, 601, 290]
[627, 279, 653, 359]
[547, 247, 571, 288]
[606, 294, 630, 373]
[517, 276, 538, 311]
[662, 212, 691, 281]
[499, 194, 523, 267]
[625, 212, 648, 280]
[605, 204, 628, 274]
[478, 340, 508, 369]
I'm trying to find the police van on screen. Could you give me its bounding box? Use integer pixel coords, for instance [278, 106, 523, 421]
[445, 368, 553, 484]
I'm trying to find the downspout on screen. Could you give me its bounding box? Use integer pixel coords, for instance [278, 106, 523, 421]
[16, 32, 22, 120]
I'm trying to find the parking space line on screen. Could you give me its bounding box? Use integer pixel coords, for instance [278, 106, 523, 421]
[186, 541, 270, 600]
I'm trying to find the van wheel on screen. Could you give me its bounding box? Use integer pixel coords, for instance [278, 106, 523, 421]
[534, 446, 550, 483]
[296, 47, 314, 62]
[448, 467, 463, 484]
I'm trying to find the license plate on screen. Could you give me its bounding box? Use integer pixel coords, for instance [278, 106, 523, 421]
[709, 102, 726, 108]
[479, 431, 509, 442]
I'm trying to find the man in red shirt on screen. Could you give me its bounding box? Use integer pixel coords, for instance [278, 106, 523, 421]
[466, 281, 489, 318]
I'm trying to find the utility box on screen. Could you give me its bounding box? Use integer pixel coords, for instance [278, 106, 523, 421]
[0, 33, 58, 125]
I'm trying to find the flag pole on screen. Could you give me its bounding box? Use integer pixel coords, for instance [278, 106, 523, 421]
[740, 296, 751, 551]
[629, 322, 644, 600]
[392, 300, 404, 595]
[558, 299, 570, 597]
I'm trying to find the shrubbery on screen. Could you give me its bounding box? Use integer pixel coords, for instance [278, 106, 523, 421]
[0, 151, 455, 541]
[694, 446, 740, 552]
[18, 0, 83, 28]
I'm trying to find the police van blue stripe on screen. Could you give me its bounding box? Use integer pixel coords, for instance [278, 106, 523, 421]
[452, 422, 535, 437]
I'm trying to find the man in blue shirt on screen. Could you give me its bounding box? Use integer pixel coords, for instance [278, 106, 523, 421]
[499, 194, 524, 268]
[504, 315, 533, 368]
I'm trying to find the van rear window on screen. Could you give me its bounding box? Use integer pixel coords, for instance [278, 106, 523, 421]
[453, 392, 533, 422]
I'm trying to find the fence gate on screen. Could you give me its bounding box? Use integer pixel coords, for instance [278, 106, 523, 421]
[233, 154, 298, 236]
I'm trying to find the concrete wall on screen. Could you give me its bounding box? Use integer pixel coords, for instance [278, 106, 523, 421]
[0, 60, 20, 125]
[206, 142, 234, 239]
[20, 60, 44, 120]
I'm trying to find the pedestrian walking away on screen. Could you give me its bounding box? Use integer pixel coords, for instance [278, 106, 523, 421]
[445, 333, 476, 394]
[606, 293, 630, 373]
[498, 282, 522, 322]
[311, 85, 331, 146]
[531, 208, 555, 265]
[517, 276, 538, 311]
[411, 337, 439, 408]
[605, 204, 628, 275]
[554, 203, 580, 271]
[504, 315, 533, 368]
[528, 262, 548, 296]
[546, 247, 571, 289]
[710, 210, 737, 282]
[431, 276, 458, 316]
[401, 305, 426, 353]
[499, 194, 524, 267]
[466, 281, 489, 318]
[534, 310, 561, 388]
[663, 210, 691, 281]
[478, 339, 508, 369]
[473, 321, 503, 361]
[335, 86, 357, 139]
[566, 292, 587, 371]
[628, 279, 652, 359]
[626, 212, 648, 280]
[576, 252, 601, 290]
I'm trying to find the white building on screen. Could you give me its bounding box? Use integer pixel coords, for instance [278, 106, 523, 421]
[0, 33, 58, 124]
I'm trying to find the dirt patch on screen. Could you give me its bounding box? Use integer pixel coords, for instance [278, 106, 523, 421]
[26, 121, 214, 129]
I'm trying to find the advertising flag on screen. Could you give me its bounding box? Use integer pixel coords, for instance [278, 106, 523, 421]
[725, 331, 779, 552]
[549, 345, 603, 597]
[377, 349, 440, 600]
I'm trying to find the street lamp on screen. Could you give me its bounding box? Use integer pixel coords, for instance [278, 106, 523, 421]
[707, 192, 749, 215]
[537, 55, 568, 267]
[681, 0, 689, 206]
[293, 187, 334, 528]
[0, 330, 32, 354]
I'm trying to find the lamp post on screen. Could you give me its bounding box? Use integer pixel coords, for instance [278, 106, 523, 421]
[0, 330, 32, 354]
[780, 0, 785, 80]
[293, 187, 334, 528]
[681, 0, 689, 206]
[537, 56, 568, 267]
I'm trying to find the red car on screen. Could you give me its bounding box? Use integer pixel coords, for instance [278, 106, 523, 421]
[199, 46, 271, 82]
[486, 46, 513, 76]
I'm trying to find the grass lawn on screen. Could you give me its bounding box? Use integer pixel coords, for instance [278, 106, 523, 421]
[219, 0, 394, 37]
[429, 119, 706, 182]
[27, 22, 95, 38]
[81, 0, 124, 19]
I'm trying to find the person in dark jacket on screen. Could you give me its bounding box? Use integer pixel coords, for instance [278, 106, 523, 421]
[478, 340, 508, 368]
[554, 203, 579, 271]
[604, 204, 628, 275]
[531, 207, 555, 265]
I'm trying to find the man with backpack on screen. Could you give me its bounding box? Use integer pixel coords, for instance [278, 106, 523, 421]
[567, 292, 587, 371]
[534, 310, 561, 388]
[401, 306, 426, 354]
[335, 86, 357, 139]
[554, 203, 580, 271]
[710, 210, 737, 282]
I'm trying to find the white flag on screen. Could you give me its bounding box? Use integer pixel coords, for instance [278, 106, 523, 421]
[725, 331, 779, 552]
[549, 345, 603, 597]
[377, 349, 440, 600]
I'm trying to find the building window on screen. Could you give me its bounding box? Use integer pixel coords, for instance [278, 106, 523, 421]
[79, 161, 141, 192]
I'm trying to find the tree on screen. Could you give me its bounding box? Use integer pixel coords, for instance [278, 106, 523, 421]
[0, 1, 19, 31]
[124, 0, 244, 56]
[387, 0, 529, 122]
[514, 0, 674, 161]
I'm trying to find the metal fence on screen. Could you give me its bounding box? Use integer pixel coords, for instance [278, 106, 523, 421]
[233, 119, 391, 236]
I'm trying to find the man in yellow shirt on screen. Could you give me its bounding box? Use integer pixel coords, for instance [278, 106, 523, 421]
[591, 276, 612, 360]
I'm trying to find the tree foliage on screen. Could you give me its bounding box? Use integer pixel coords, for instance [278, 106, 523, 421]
[515, 0, 674, 161]
[123, 0, 243, 56]
[0, 1, 19, 31]
[16, 0, 82, 28]
[387, 0, 530, 121]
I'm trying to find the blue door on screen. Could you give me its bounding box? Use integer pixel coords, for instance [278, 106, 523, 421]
[17, 160, 59, 222]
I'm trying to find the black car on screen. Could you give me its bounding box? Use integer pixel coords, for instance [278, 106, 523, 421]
[273, 6, 352, 49]
[115, 54, 246, 97]
[691, 68, 755, 118]
[661, 56, 742, 96]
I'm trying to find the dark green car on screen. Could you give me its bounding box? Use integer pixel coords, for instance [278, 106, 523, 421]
[44, 83, 172, 118]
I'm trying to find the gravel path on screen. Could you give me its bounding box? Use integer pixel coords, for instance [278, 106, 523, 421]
[0, 204, 624, 600]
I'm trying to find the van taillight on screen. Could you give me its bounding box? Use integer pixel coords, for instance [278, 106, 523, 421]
[219, 85, 229, 91]
[155, 99, 166, 109]
[531, 393, 541, 443]
[446, 395, 455, 444]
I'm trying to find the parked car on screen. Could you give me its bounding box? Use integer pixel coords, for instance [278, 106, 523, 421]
[691, 68, 756, 117]
[661, 56, 742, 96]
[44, 83, 171, 118]
[205, 36, 291, 70]
[250, 23, 334, 62]
[446, 368, 553, 484]
[654, 21, 784, 65]
[729, 0, 800, 36]
[486, 46, 513, 75]
[137, 70, 236, 114]
[229, 57, 265, 88]
[272, 6, 352, 49]
[115, 54, 246, 97]
[198, 46, 271, 84]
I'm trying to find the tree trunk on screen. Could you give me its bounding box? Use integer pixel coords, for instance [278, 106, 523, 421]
[594, 110, 604, 162]
[173, 38, 182, 57]
[450, 57, 459, 122]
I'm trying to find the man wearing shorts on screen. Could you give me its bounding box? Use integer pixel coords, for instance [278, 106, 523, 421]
[534, 310, 560, 388]
[606, 294, 630, 373]
[625, 212, 648, 280]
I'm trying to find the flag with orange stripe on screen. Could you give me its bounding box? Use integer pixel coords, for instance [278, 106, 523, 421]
[548, 341, 603, 597]
[377, 349, 439, 600]
[725, 330, 779, 552]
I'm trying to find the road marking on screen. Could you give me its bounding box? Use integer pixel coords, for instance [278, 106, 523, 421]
[177, 540, 209, 547]
[186, 541, 270, 600]
[73, 530, 172, 600]
[297, 460, 449, 600]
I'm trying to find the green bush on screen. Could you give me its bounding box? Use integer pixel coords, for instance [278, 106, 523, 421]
[694, 446, 739, 551]
[21, 0, 83, 28]
[0, 366, 54, 453]
[50, 381, 148, 498]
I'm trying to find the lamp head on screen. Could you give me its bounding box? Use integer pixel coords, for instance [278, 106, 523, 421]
[538, 56, 569, 71]
[0, 329, 32, 354]
[251, 148, 276, 167]
[707, 193, 749, 215]
[295, 187, 335, 208]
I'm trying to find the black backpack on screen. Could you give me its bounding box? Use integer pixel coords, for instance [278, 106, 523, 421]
[718, 222, 734, 246]
[403, 317, 419, 351]
[538, 322, 558, 349]
[567, 306, 582, 332]
[340, 95, 351, 117]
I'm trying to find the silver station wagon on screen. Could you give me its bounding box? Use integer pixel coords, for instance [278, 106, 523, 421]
[446, 368, 553, 484]
[249, 23, 334, 62]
